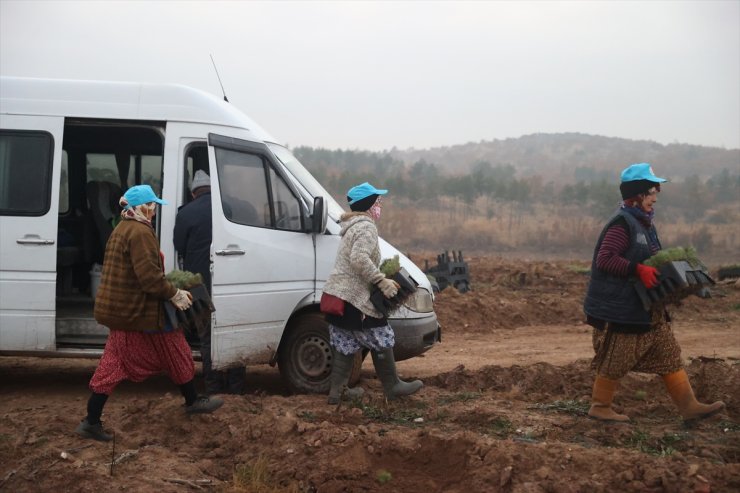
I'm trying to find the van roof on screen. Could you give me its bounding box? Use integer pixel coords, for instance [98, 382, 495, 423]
[0, 76, 278, 143]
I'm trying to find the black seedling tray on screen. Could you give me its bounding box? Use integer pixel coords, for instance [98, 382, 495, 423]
[634, 260, 714, 311]
[371, 267, 418, 317]
[164, 283, 216, 336]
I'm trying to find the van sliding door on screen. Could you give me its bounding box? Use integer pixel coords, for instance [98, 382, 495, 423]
[207, 133, 313, 368]
[0, 115, 64, 351]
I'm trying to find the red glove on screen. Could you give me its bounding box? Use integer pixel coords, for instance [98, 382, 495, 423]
[636, 264, 659, 288]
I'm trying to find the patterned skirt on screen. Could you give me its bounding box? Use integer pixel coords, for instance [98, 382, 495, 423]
[329, 323, 395, 356]
[590, 311, 683, 380]
[89, 329, 195, 395]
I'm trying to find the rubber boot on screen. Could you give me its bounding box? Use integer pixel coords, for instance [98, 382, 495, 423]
[588, 375, 630, 422]
[663, 369, 725, 421]
[371, 348, 423, 400]
[328, 351, 364, 404]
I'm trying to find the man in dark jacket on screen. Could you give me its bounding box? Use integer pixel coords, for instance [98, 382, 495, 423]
[174, 170, 247, 394]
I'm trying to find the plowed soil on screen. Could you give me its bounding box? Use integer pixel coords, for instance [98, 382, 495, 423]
[1, 257, 738, 493]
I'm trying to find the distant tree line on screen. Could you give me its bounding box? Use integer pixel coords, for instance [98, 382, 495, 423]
[293, 145, 739, 223]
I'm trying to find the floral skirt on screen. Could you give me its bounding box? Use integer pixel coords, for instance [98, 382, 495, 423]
[591, 316, 683, 380]
[89, 329, 195, 395]
[329, 323, 395, 356]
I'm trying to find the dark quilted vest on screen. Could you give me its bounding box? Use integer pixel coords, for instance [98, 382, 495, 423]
[583, 210, 660, 325]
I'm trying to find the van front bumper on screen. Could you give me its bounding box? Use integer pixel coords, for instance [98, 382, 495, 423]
[389, 312, 441, 362]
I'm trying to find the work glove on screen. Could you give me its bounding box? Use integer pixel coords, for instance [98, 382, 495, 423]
[170, 289, 193, 311]
[635, 264, 659, 289]
[377, 277, 400, 299]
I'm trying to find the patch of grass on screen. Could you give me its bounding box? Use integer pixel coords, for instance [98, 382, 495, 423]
[233, 455, 299, 493]
[437, 391, 483, 405]
[566, 264, 590, 275]
[533, 399, 590, 416]
[490, 417, 514, 438]
[297, 411, 317, 421]
[625, 430, 683, 457]
[718, 420, 740, 432]
[353, 402, 424, 425]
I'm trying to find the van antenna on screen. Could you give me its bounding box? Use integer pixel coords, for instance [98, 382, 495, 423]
[210, 54, 229, 102]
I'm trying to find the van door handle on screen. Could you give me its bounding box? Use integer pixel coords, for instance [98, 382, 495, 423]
[17, 235, 55, 245]
[215, 248, 246, 256]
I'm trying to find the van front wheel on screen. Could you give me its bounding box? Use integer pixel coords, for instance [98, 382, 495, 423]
[278, 313, 362, 394]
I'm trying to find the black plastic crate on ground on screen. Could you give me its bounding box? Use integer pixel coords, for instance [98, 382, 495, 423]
[634, 260, 715, 311]
[164, 283, 215, 336]
[370, 267, 418, 317]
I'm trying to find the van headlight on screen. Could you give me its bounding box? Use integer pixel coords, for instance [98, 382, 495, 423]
[404, 287, 434, 313]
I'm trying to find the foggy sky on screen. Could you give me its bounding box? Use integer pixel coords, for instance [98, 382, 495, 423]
[1, 0, 738, 151]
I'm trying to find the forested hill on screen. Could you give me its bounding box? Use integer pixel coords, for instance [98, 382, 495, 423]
[292, 133, 738, 258]
[294, 133, 739, 184]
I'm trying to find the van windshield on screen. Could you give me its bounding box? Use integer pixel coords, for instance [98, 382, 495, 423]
[267, 144, 345, 220]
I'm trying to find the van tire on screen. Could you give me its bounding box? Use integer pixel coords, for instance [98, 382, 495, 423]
[278, 312, 364, 394]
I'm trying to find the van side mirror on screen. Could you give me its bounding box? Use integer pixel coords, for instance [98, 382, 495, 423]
[310, 196, 328, 234]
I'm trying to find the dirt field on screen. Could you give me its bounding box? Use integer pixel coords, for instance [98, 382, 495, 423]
[1, 257, 738, 493]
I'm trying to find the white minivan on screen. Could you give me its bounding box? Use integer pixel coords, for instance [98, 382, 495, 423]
[0, 76, 440, 393]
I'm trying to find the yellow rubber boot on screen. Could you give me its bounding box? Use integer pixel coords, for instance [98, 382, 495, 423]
[663, 369, 725, 421]
[588, 375, 630, 422]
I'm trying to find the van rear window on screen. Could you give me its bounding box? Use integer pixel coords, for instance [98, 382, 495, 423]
[0, 130, 54, 216]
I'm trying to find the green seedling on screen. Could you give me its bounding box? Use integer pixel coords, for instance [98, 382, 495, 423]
[379, 255, 401, 277]
[165, 269, 204, 289]
[643, 246, 700, 269]
[634, 390, 647, 401]
[376, 470, 393, 484]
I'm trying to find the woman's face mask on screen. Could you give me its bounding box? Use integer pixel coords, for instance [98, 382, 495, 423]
[368, 197, 383, 221]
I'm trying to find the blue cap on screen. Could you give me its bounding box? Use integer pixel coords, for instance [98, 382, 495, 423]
[123, 185, 168, 208]
[347, 182, 388, 205]
[620, 163, 667, 183]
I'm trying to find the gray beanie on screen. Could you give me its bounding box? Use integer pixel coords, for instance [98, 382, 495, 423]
[190, 170, 210, 192]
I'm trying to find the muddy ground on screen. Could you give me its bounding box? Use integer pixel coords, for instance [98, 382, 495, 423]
[1, 257, 738, 493]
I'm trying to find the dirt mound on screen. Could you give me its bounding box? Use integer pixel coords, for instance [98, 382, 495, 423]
[432, 256, 740, 334]
[428, 360, 594, 397]
[432, 258, 594, 332]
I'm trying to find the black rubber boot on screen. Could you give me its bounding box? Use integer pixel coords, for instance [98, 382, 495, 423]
[371, 348, 423, 400]
[327, 350, 364, 404]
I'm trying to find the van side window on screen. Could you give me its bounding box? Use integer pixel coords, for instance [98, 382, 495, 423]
[268, 167, 302, 231]
[216, 148, 265, 227]
[214, 147, 302, 231]
[0, 130, 54, 215]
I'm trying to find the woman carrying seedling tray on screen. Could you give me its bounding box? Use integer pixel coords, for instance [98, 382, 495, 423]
[74, 185, 223, 442]
[583, 163, 725, 423]
[321, 182, 423, 404]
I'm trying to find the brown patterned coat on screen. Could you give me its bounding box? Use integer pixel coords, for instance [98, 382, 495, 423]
[94, 219, 177, 331]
